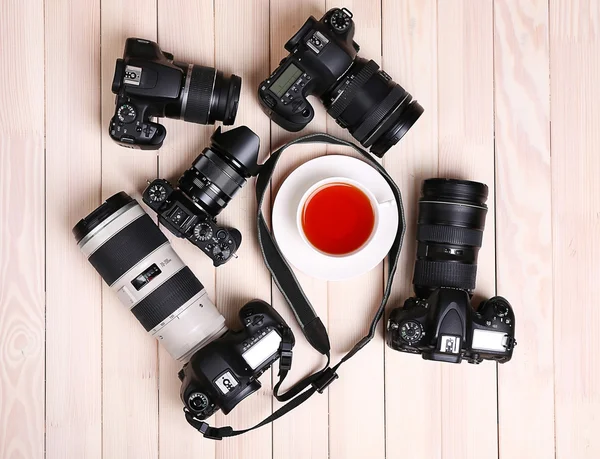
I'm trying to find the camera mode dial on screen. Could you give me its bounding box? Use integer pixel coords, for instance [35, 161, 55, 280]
[400, 321, 424, 345]
[329, 9, 352, 33]
[117, 104, 137, 123]
[493, 301, 509, 318]
[187, 392, 210, 413]
[147, 183, 167, 203]
[193, 222, 213, 241]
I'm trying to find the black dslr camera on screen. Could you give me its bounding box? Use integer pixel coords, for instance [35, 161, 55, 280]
[179, 300, 294, 421]
[110, 38, 241, 149]
[259, 7, 423, 157]
[142, 126, 261, 266]
[387, 179, 516, 364]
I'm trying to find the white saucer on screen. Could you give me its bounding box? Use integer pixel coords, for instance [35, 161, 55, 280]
[272, 155, 399, 281]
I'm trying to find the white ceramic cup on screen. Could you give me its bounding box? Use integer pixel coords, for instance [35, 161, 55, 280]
[296, 177, 394, 258]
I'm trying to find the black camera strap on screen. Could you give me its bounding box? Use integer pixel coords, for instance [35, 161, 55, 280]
[185, 133, 406, 440]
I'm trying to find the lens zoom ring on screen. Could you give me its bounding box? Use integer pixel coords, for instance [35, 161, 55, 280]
[131, 267, 204, 331]
[413, 260, 477, 291]
[183, 65, 216, 124]
[88, 215, 168, 286]
[417, 224, 483, 247]
[352, 85, 407, 142]
[328, 60, 380, 119]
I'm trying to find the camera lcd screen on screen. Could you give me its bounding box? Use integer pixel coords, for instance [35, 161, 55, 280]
[131, 263, 162, 291]
[270, 64, 303, 97]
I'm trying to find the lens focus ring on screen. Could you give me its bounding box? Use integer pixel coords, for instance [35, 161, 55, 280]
[328, 59, 379, 119]
[183, 65, 216, 124]
[352, 85, 407, 142]
[413, 260, 477, 291]
[88, 214, 168, 286]
[416, 224, 483, 247]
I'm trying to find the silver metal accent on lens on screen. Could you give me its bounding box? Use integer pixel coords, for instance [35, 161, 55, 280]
[206, 68, 218, 121]
[419, 200, 487, 210]
[180, 64, 194, 119]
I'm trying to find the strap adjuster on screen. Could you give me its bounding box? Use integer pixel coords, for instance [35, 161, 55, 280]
[311, 367, 338, 393]
[278, 328, 294, 371]
[279, 348, 293, 371]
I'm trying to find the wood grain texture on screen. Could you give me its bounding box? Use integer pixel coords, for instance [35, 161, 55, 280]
[44, 0, 103, 458]
[550, 1, 600, 458]
[4, 1, 600, 457]
[100, 2, 159, 458]
[0, 1, 45, 458]
[493, 1, 554, 458]
[324, 2, 386, 459]
[213, 1, 274, 457]
[269, 1, 330, 459]
[437, 1, 498, 458]
[156, 0, 218, 457]
[381, 2, 441, 458]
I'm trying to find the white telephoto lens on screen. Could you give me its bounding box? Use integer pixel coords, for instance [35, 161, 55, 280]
[74, 192, 227, 361]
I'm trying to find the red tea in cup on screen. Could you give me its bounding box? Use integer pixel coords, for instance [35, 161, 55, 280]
[301, 182, 375, 256]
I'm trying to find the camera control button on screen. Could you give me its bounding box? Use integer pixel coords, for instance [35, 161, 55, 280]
[263, 94, 277, 108]
[117, 104, 137, 123]
[400, 321, 424, 344]
[194, 223, 213, 241]
[493, 302, 509, 318]
[216, 229, 228, 240]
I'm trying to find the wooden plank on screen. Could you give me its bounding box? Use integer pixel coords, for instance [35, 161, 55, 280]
[437, 1, 498, 458]
[381, 1, 441, 458]
[100, 2, 159, 458]
[549, 1, 600, 457]
[323, 2, 385, 459]
[213, 0, 273, 457]
[0, 1, 45, 458]
[493, 1, 554, 458]
[155, 1, 218, 457]
[44, 0, 102, 458]
[268, 1, 330, 459]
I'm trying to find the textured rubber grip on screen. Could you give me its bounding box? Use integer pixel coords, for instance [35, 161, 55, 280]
[352, 85, 407, 142]
[413, 259, 477, 291]
[89, 215, 168, 286]
[417, 224, 483, 247]
[327, 60, 380, 119]
[183, 65, 216, 124]
[131, 267, 205, 331]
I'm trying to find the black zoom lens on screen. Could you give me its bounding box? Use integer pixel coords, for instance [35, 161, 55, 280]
[178, 126, 260, 217]
[325, 58, 423, 158]
[177, 64, 241, 125]
[413, 179, 489, 298]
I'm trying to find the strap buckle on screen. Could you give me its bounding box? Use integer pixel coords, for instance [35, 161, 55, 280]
[198, 422, 224, 441]
[311, 367, 338, 393]
[279, 341, 293, 371]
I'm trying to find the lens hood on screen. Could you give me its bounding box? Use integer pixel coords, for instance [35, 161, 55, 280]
[210, 126, 261, 177]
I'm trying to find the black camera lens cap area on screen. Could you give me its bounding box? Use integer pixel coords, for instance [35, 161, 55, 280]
[72, 192, 134, 243]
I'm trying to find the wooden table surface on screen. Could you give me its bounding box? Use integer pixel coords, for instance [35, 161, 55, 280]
[1, 0, 599, 458]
